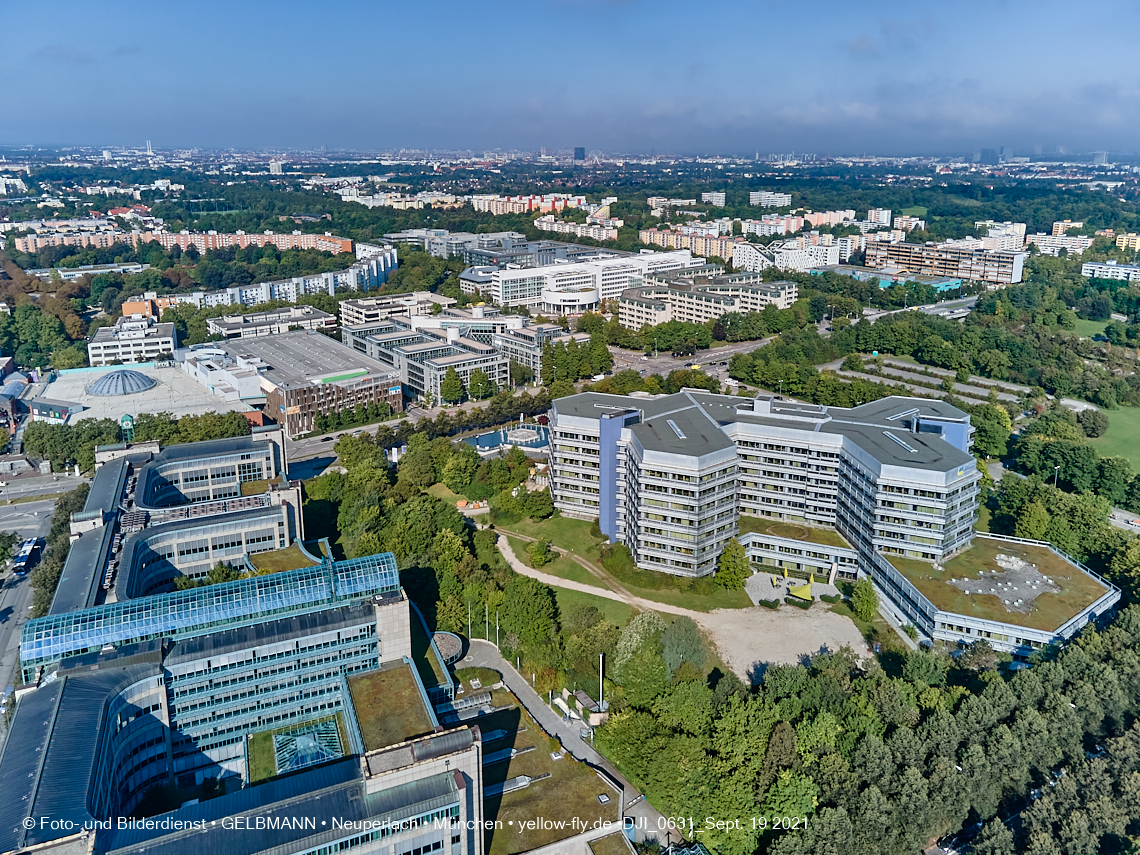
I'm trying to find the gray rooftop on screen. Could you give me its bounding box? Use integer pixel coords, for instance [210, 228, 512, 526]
[215, 331, 399, 390]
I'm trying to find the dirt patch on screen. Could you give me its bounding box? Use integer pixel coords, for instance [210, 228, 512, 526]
[699, 604, 869, 684]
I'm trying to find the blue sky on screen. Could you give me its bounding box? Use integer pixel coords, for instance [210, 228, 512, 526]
[6, 0, 1140, 155]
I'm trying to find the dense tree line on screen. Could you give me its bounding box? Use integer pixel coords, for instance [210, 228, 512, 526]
[23, 411, 251, 472]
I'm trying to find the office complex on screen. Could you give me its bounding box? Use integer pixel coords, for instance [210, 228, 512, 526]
[1081, 259, 1140, 282]
[179, 332, 404, 436]
[618, 268, 798, 329]
[487, 248, 701, 311]
[750, 191, 792, 208]
[88, 316, 178, 366]
[865, 241, 1027, 285]
[205, 305, 338, 339]
[0, 436, 482, 855]
[548, 390, 1119, 656]
[339, 292, 458, 325]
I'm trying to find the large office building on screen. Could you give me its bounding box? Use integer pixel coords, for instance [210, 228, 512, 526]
[1024, 233, 1094, 256]
[750, 191, 792, 208]
[618, 268, 798, 329]
[205, 305, 337, 339]
[548, 390, 1119, 655]
[488, 249, 700, 311]
[88, 316, 178, 366]
[0, 435, 480, 855]
[179, 332, 404, 436]
[339, 292, 458, 325]
[865, 241, 1027, 285]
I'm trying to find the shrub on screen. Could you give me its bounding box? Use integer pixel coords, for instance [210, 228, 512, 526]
[819, 593, 841, 604]
[757, 599, 780, 610]
[784, 597, 813, 610]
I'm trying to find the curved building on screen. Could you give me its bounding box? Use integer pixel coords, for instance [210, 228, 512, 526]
[86, 368, 158, 397]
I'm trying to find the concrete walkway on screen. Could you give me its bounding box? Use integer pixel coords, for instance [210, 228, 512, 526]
[457, 640, 669, 844]
[496, 535, 701, 618]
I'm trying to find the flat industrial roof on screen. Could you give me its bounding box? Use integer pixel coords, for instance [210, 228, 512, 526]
[216, 331, 399, 390]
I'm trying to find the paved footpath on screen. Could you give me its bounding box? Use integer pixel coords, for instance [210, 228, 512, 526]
[457, 639, 671, 845]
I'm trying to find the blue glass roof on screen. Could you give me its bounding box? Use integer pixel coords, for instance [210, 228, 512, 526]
[85, 369, 157, 397]
[21, 553, 399, 674]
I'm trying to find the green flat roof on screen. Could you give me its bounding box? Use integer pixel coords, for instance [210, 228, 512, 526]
[887, 537, 1110, 631]
[739, 515, 852, 549]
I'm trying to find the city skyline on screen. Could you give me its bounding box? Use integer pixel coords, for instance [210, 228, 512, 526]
[6, 0, 1140, 155]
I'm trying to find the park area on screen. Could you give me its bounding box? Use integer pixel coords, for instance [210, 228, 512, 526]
[1090, 405, 1140, 472]
[887, 536, 1111, 631]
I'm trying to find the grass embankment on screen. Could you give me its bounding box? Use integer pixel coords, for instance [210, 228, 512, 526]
[248, 543, 319, 574]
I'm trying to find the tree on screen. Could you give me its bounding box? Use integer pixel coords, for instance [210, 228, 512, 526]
[715, 539, 750, 590]
[1014, 500, 1051, 540]
[527, 539, 554, 567]
[525, 488, 554, 520]
[1077, 408, 1109, 438]
[509, 359, 534, 388]
[467, 369, 493, 400]
[851, 577, 878, 623]
[662, 616, 706, 677]
[439, 367, 464, 403]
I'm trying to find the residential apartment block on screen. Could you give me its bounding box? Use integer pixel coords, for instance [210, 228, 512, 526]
[1115, 233, 1140, 252]
[339, 292, 457, 325]
[1052, 219, 1084, 235]
[804, 210, 856, 228]
[470, 193, 586, 215]
[1082, 259, 1140, 282]
[637, 228, 745, 260]
[732, 240, 841, 273]
[618, 269, 798, 329]
[1024, 233, 1095, 256]
[867, 208, 892, 226]
[88, 316, 177, 366]
[865, 241, 1027, 285]
[547, 391, 1119, 655]
[893, 215, 927, 232]
[750, 190, 792, 207]
[534, 214, 620, 241]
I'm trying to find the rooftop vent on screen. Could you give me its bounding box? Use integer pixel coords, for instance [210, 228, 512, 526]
[883, 431, 918, 453]
[666, 419, 687, 440]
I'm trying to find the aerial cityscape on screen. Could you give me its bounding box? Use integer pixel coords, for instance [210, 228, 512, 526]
[2, 3, 1140, 855]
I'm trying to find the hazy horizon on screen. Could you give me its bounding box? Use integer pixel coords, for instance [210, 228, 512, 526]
[6, 0, 1140, 156]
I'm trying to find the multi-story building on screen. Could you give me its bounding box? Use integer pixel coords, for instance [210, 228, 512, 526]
[339, 292, 457, 325]
[487, 249, 700, 311]
[618, 270, 797, 329]
[893, 215, 927, 232]
[975, 220, 1027, 239]
[637, 228, 745, 260]
[534, 215, 620, 241]
[732, 240, 841, 273]
[0, 437, 482, 855]
[701, 192, 727, 207]
[1082, 259, 1140, 282]
[1024, 233, 1095, 256]
[548, 391, 1119, 656]
[867, 208, 892, 226]
[1052, 219, 1084, 235]
[804, 210, 856, 228]
[810, 265, 962, 292]
[750, 191, 792, 207]
[179, 331, 404, 436]
[741, 214, 804, 237]
[646, 197, 697, 216]
[1115, 233, 1140, 252]
[205, 305, 337, 338]
[146, 229, 355, 254]
[470, 194, 586, 215]
[865, 241, 1027, 285]
[26, 261, 149, 282]
[88, 316, 178, 366]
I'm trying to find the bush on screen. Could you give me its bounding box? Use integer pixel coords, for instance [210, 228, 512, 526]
[757, 599, 780, 610]
[841, 353, 864, 372]
[1078, 408, 1110, 438]
[819, 593, 841, 604]
[784, 596, 813, 610]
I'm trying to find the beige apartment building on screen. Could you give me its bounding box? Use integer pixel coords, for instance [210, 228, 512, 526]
[618, 270, 797, 329]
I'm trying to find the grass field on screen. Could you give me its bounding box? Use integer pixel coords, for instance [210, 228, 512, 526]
[248, 543, 320, 574]
[590, 835, 633, 855]
[900, 206, 928, 217]
[553, 587, 634, 628]
[483, 691, 619, 855]
[1070, 318, 1108, 340]
[426, 482, 462, 502]
[504, 517, 604, 567]
[348, 664, 435, 751]
[246, 714, 347, 783]
[739, 515, 852, 548]
[240, 479, 270, 496]
[505, 535, 601, 587]
[1090, 406, 1140, 471]
[887, 537, 1110, 630]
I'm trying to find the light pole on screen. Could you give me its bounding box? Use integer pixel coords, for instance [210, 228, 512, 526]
[1053, 465, 1060, 488]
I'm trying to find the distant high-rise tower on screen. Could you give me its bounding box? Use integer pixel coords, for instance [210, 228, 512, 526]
[270, 160, 285, 175]
[1093, 151, 1108, 165]
[146, 140, 153, 156]
[573, 147, 586, 162]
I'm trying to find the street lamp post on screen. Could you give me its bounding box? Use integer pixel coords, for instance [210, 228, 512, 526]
[1053, 465, 1060, 488]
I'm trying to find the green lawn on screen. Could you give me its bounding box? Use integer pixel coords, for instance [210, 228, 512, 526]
[348, 664, 436, 752]
[887, 537, 1110, 631]
[590, 835, 633, 855]
[507, 535, 601, 587]
[620, 581, 752, 612]
[504, 517, 605, 566]
[426, 482, 462, 502]
[484, 691, 619, 855]
[240, 479, 271, 496]
[1070, 318, 1108, 340]
[1090, 406, 1140, 471]
[739, 515, 852, 549]
[248, 543, 320, 574]
[553, 588, 634, 628]
[900, 206, 928, 217]
[246, 714, 347, 783]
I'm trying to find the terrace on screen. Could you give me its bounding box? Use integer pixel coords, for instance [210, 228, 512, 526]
[885, 535, 1112, 631]
[739, 515, 852, 549]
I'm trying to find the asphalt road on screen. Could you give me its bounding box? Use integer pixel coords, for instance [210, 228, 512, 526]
[0, 474, 89, 502]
